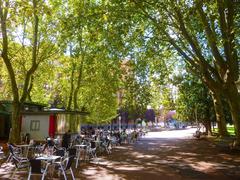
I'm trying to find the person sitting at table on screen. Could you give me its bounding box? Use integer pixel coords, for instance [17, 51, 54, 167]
[62, 130, 71, 149]
[114, 131, 121, 145]
[42, 137, 55, 152]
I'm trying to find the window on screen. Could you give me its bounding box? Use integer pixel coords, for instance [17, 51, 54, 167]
[30, 120, 40, 131]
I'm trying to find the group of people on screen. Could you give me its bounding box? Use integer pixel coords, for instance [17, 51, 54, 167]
[22, 127, 145, 155]
[79, 127, 143, 146]
[36, 130, 72, 153]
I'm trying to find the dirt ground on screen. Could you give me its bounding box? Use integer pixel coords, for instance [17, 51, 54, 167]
[1, 128, 240, 180]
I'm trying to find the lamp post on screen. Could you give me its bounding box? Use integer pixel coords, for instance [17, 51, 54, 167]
[119, 115, 121, 132]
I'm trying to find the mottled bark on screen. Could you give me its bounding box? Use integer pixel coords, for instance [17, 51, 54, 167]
[73, 59, 84, 110]
[0, 1, 20, 143]
[225, 83, 240, 145]
[67, 65, 75, 110]
[203, 120, 212, 135]
[67, 45, 75, 110]
[210, 91, 228, 137]
[0, 0, 40, 143]
[8, 102, 21, 143]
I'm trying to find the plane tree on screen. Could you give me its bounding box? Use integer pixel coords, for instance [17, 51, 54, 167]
[127, 0, 240, 139]
[0, 0, 59, 142]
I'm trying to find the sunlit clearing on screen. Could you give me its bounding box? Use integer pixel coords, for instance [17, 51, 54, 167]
[143, 128, 197, 139]
[117, 166, 143, 171]
[82, 166, 125, 180]
[135, 154, 158, 159]
[189, 161, 219, 172]
[130, 151, 158, 159]
[177, 152, 199, 156]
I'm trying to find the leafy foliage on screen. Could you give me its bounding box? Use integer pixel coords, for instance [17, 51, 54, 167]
[174, 74, 215, 123]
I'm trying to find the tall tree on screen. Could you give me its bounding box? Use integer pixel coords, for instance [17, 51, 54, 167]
[0, 0, 59, 142]
[129, 0, 239, 140]
[120, 60, 151, 120]
[174, 74, 215, 135]
[45, 0, 122, 123]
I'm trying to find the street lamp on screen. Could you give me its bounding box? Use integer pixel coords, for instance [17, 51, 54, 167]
[119, 115, 122, 132]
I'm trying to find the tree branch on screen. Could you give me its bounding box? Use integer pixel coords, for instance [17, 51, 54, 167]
[0, 0, 19, 102]
[196, 0, 227, 78]
[173, 6, 222, 84]
[20, 0, 39, 103]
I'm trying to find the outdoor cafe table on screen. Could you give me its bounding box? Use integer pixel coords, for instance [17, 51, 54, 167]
[36, 155, 61, 179]
[75, 144, 87, 168]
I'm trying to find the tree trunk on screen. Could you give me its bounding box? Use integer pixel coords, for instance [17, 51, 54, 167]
[67, 63, 75, 110]
[226, 84, 240, 145]
[203, 120, 212, 135]
[210, 90, 228, 137]
[73, 59, 84, 110]
[8, 101, 21, 143]
[67, 45, 74, 110]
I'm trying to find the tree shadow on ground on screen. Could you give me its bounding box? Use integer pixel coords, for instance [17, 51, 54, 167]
[1, 134, 240, 180]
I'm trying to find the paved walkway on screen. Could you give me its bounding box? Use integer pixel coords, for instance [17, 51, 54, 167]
[1, 128, 240, 179]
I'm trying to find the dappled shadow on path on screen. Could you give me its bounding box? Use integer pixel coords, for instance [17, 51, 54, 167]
[1, 130, 240, 179]
[75, 133, 240, 180]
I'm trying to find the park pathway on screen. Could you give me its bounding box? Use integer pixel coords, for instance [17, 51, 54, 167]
[77, 128, 240, 180]
[1, 128, 240, 179]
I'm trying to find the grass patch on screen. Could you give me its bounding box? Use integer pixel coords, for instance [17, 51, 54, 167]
[213, 125, 235, 136]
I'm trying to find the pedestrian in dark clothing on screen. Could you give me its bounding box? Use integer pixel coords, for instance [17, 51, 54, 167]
[24, 133, 30, 144]
[62, 130, 71, 149]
